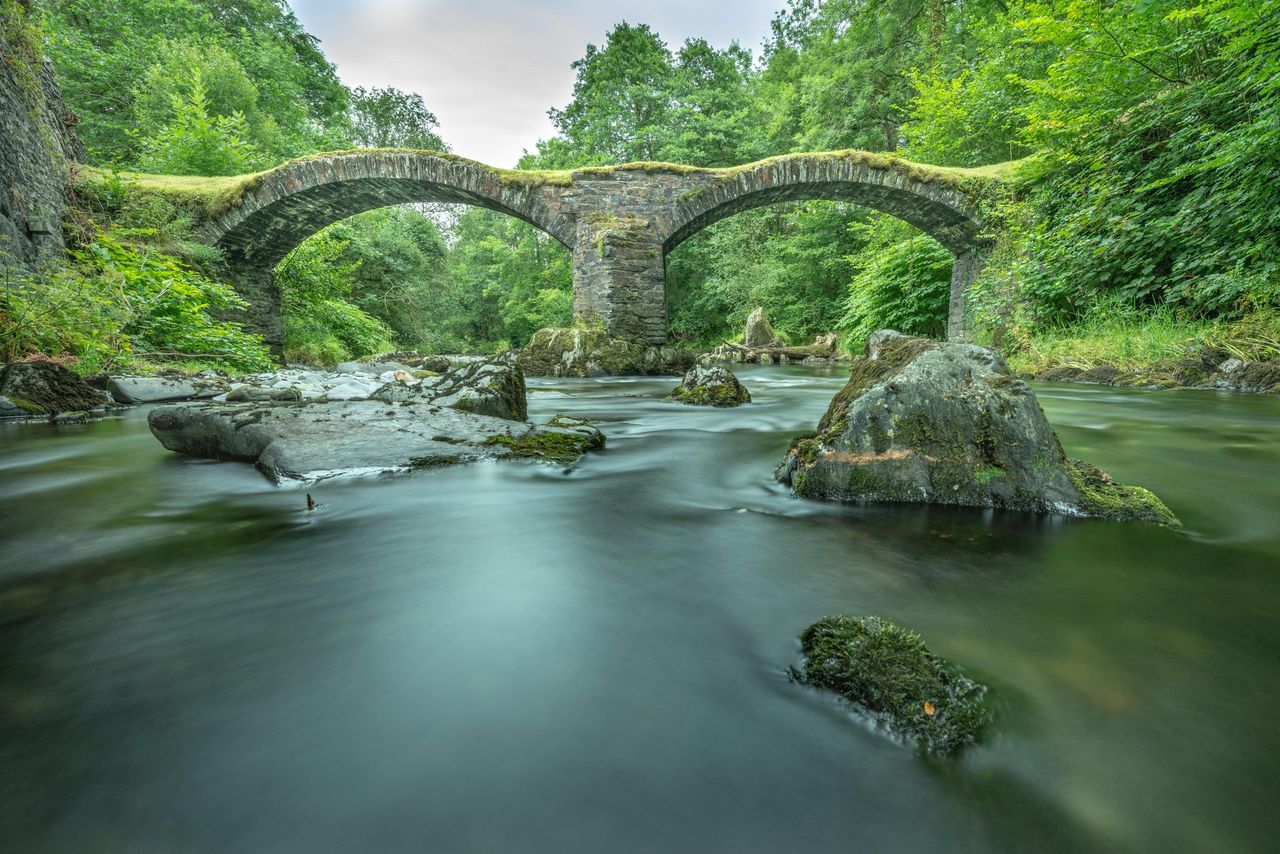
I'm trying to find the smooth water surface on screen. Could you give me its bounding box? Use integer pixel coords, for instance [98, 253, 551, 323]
[2, 365, 1278, 852]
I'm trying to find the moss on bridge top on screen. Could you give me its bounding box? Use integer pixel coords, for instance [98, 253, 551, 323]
[77, 149, 1025, 222]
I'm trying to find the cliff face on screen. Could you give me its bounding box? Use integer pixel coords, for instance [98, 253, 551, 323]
[1, 1, 84, 269]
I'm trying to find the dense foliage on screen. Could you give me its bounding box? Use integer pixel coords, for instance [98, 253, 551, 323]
[5, 0, 1276, 369]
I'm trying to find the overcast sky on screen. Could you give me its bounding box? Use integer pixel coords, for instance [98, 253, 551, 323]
[289, 0, 782, 167]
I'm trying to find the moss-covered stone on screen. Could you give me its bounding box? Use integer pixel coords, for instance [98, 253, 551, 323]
[776, 331, 1179, 524]
[1067, 459, 1180, 526]
[0, 361, 109, 416]
[484, 425, 605, 464]
[795, 615, 990, 755]
[517, 327, 693, 377]
[668, 365, 751, 407]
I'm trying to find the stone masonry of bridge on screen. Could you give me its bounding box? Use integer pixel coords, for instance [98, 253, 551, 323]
[109, 150, 1004, 353]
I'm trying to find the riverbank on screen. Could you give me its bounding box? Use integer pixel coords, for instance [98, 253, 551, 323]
[990, 311, 1280, 394]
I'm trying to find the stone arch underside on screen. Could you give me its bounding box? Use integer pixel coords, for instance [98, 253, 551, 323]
[208, 155, 572, 269]
[662, 179, 982, 257]
[655, 160, 991, 343]
[203, 152, 573, 353]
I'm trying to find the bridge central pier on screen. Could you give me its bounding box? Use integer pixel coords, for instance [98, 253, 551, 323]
[571, 216, 669, 345]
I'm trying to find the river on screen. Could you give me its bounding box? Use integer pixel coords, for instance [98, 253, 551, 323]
[1, 365, 1277, 852]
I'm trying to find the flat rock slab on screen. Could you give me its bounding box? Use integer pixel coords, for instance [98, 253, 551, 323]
[108, 376, 225, 403]
[148, 400, 603, 484]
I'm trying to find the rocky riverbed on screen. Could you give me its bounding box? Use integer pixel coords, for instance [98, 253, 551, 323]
[144, 355, 604, 484]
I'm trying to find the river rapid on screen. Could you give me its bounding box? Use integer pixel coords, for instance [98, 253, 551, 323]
[1, 364, 1278, 852]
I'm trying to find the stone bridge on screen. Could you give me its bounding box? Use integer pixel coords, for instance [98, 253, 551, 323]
[159, 149, 1005, 351]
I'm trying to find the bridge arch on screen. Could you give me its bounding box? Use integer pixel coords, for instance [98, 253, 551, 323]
[660, 153, 987, 257]
[206, 151, 575, 269]
[652, 153, 992, 343]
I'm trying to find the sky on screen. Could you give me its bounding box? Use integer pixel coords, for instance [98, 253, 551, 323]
[289, 0, 782, 167]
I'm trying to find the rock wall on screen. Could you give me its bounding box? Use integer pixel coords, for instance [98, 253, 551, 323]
[0, 1, 83, 269]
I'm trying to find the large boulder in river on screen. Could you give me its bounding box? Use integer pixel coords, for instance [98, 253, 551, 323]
[517, 328, 694, 377]
[372, 354, 527, 421]
[0, 361, 110, 417]
[668, 365, 751, 407]
[743, 307, 779, 347]
[148, 401, 604, 484]
[776, 331, 1179, 525]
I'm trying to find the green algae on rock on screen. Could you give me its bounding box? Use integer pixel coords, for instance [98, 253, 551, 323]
[668, 364, 751, 407]
[776, 331, 1180, 525]
[795, 615, 990, 755]
[484, 418, 605, 464]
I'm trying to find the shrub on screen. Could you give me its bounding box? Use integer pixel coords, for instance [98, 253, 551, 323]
[837, 217, 952, 349]
[0, 233, 271, 373]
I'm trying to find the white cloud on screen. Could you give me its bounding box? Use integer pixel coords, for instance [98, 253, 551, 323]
[290, 0, 780, 167]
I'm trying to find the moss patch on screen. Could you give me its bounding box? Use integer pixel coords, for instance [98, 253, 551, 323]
[1067, 459, 1180, 527]
[485, 428, 605, 464]
[77, 166, 270, 220]
[796, 615, 990, 755]
[669, 380, 750, 407]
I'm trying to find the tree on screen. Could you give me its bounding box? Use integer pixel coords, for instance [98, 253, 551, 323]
[547, 22, 676, 163]
[135, 71, 263, 176]
[350, 86, 447, 150]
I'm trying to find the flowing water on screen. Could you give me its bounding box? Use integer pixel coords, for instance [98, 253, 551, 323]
[1, 365, 1278, 852]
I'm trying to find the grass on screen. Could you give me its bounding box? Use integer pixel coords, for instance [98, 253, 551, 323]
[998, 303, 1280, 385]
[76, 165, 270, 218]
[75, 147, 1025, 222]
[1004, 305, 1207, 375]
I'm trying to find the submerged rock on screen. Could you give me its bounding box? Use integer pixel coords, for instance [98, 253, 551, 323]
[517, 327, 694, 377]
[795, 615, 990, 756]
[743, 307, 778, 348]
[0, 361, 110, 417]
[668, 365, 751, 407]
[483, 415, 606, 463]
[148, 401, 604, 484]
[776, 331, 1178, 525]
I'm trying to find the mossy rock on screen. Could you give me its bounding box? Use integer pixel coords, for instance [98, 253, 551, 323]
[667, 365, 751, 407]
[0, 361, 109, 416]
[484, 420, 605, 464]
[517, 328, 693, 377]
[1067, 459, 1179, 526]
[1233, 361, 1280, 393]
[776, 331, 1180, 525]
[795, 615, 990, 755]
